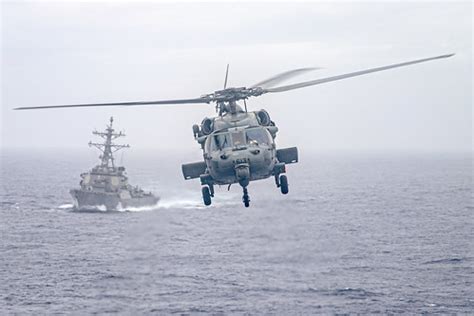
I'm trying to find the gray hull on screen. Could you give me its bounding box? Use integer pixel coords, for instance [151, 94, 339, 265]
[70, 189, 159, 211]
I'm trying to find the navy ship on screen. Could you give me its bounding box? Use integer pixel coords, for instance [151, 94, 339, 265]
[70, 117, 159, 211]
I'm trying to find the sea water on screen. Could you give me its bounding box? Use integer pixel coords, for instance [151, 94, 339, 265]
[1, 149, 472, 314]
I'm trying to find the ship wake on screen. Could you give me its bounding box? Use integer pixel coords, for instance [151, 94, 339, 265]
[157, 197, 206, 209]
[116, 201, 160, 212]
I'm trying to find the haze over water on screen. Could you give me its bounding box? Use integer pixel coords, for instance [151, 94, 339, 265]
[1, 149, 472, 314]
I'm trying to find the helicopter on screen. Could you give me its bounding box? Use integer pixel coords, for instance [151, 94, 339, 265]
[15, 53, 454, 207]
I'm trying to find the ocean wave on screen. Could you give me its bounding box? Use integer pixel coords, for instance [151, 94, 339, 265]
[58, 203, 74, 209]
[423, 257, 472, 265]
[305, 287, 383, 299]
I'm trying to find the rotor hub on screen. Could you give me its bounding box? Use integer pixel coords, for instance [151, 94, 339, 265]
[202, 87, 265, 103]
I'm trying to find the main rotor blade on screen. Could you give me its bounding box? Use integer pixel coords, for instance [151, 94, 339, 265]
[251, 67, 319, 89]
[264, 54, 454, 93]
[14, 97, 211, 110]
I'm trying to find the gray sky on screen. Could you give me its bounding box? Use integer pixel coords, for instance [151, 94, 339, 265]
[1, 1, 472, 153]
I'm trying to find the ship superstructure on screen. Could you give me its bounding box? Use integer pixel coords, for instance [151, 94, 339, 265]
[70, 117, 159, 211]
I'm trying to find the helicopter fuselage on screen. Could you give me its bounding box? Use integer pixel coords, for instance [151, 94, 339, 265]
[203, 125, 277, 185]
[182, 107, 298, 206]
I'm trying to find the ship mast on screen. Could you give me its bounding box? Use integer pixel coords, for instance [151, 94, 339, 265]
[88, 117, 130, 168]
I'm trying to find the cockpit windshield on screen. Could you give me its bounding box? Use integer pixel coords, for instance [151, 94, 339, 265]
[209, 128, 271, 151]
[231, 131, 246, 147]
[212, 133, 231, 151]
[246, 128, 271, 146]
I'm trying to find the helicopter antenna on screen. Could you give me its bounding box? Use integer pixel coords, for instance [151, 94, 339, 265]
[223, 64, 229, 89]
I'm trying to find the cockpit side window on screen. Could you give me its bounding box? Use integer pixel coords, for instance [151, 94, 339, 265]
[246, 128, 271, 146]
[205, 136, 212, 152]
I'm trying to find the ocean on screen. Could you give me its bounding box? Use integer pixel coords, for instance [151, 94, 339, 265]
[1, 149, 472, 314]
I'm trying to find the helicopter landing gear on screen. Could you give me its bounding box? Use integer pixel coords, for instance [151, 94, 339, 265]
[275, 173, 289, 194]
[202, 186, 212, 206]
[242, 187, 250, 207]
[279, 175, 289, 194]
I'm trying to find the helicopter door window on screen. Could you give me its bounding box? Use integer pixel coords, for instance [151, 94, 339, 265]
[246, 128, 270, 146]
[231, 131, 246, 148]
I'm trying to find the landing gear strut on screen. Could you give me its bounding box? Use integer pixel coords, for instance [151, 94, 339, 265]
[242, 187, 250, 207]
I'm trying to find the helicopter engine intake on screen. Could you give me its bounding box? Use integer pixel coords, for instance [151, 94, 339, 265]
[201, 118, 214, 135]
[256, 109, 272, 126]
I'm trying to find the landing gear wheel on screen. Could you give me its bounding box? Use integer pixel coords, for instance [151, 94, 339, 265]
[280, 175, 289, 194]
[242, 187, 250, 207]
[202, 186, 212, 206]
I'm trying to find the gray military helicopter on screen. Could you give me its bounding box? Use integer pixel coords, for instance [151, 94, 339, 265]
[15, 54, 453, 207]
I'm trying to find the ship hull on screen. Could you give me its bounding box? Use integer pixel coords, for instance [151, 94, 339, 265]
[70, 189, 159, 211]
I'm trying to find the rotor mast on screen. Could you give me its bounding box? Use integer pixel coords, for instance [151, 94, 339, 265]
[88, 117, 130, 168]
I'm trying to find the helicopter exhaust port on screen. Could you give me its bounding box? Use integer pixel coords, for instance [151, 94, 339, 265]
[192, 124, 200, 138]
